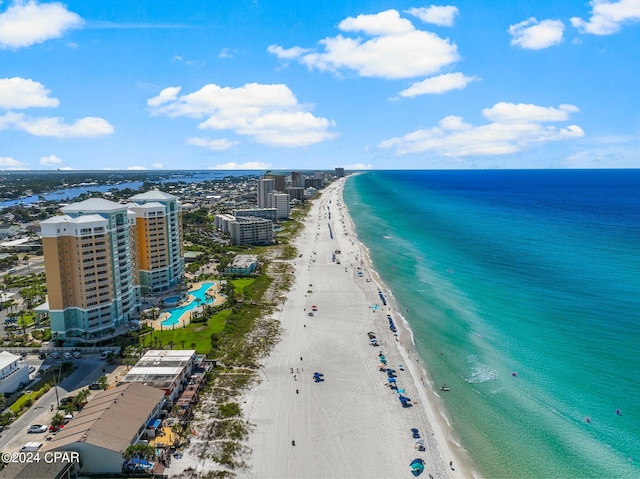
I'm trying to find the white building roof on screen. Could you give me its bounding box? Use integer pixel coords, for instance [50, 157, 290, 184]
[130, 190, 178, 202]
[61, 198, 127, 214]
[0, 351, 20, 369]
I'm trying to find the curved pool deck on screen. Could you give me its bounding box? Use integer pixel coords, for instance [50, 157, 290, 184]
[155, 282, 226, 329]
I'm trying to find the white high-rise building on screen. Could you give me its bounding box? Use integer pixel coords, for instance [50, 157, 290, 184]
[272, 193, 290, 220]
[257, 178, 275, 208]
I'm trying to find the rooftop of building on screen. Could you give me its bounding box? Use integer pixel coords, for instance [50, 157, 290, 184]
[0, 458, 74, 479]
[234, 216, 272, 224]
[127, 201, 166, 210]
[40, 214, 106, 225]
[60, 197, 127, 214]
[121, 350, 196, 388]
[130, 190, 178, 202]
[44, 382, 165, 454]
[230, 255, 259, 269]
[0, 350, 20, 369]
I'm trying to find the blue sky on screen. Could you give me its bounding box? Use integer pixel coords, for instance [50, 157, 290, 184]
[0, 0, 639, 171]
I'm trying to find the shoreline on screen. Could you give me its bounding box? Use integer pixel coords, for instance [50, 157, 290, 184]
[340, 179, 479, 478]
[242, 177, 479, 478]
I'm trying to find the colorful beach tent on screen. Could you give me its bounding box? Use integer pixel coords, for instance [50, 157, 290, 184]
[410, 458, 425, 476]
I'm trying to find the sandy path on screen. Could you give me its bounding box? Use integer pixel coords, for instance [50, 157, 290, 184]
[242, 178, 478, 478]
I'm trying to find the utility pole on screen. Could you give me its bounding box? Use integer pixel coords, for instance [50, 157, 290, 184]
[53, 361, 62, 410]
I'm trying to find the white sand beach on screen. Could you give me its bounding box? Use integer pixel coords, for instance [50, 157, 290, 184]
[242, 178, 479, 478]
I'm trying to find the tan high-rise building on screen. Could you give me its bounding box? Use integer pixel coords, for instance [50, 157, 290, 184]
[40, 191, 183, 345]
[128, 190, 184, 296]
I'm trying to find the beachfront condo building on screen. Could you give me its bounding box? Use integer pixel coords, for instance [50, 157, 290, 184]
[128, 190, 184, 296]
[229, 216, 273, 245]
[263, 173, 286, 192]
[291, 171, 303, 188]
[257, 178, 275, 208]
[232, 208, 278, 221]
[271, 192, 291, 219]
[40, 191, 184, 344]
[215, 214, 274, 246]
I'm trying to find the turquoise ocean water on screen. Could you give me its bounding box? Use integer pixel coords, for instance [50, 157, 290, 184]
[343, 170, 640, 478]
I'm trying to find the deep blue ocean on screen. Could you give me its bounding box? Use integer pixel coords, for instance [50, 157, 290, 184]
[343, 170, 640, 478]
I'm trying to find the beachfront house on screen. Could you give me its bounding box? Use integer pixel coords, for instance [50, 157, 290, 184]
[225, 254, 259, 277]
[120, 349, 197, 401]
[44, 382, 165, 475]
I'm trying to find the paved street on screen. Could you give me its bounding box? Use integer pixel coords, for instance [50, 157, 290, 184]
[0, 355, 125, 452]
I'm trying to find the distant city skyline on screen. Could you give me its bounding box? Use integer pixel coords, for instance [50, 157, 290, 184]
[1, 1, 639, 171]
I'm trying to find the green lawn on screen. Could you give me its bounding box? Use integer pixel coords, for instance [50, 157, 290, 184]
[231, 278, 254, 296]
[142, 308, 230, 354]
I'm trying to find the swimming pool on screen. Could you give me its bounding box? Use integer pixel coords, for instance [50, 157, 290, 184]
[162, 296, 182, 307]
[161, 282, 216, 326]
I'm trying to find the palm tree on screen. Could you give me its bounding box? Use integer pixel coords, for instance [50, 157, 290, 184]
[124, 444, 156, 462]
[51, 413, 65, 429]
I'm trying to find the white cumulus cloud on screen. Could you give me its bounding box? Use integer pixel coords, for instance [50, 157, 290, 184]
[0, 77, 59, 109]
[338, 9, 415, 35]
[148, 82, 337, 148]
[147, 86, 181, 107]
[40, 154, 63, 166]
[379, 102, 584, 157]
[209, 161, 271, 170]
[268, 9, 459, 80]
[0, 0, 84, 49]
[187, 137, 238, 151]
[0, 112, 114, 137]
[344, 163, 373, 170]
[483, 102, 579, 123]
[571, 0, 640, 35]
[399, 72, 478, 97]
[509, 18, 565, 49]
[405, 5, 459, 26]
[0, 156, 28, 169]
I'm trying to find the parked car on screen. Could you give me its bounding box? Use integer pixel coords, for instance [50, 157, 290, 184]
[88, 382, 101, 390]
[72, 351, 82, 359]
[63, 352, 72, 360]
[38, 353, 47, 360]
[100, 350, 113, 360]
[48, 424, 64, 433]
[20, 442, 43, 452]
[50, 352, 60, 359]
[27, 424, 48, 433]
[63, 413, 73, 423]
